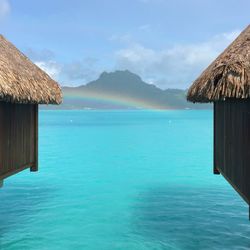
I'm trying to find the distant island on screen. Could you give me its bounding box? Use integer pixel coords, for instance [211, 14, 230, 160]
[43, 70, 211, 110]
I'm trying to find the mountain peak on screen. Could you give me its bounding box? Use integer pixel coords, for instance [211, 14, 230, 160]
[60, 70, 211, 110]
[99, 70, 142, 82]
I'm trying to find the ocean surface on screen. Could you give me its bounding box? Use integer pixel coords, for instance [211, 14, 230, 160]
[0, 110, 250, 250]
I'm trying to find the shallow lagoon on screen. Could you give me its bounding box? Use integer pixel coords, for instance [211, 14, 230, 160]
[0, 110, 249, 250]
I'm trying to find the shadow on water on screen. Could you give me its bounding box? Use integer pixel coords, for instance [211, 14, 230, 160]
[0, 183, 55, 239]
[132, 185, 250, 250]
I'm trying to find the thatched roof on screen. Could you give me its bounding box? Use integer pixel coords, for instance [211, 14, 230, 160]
[187, 25, 250, 103]
[0, 35, 62, 104]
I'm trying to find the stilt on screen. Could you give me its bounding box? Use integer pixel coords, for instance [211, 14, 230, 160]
[30, 104, 38, 173]
[0, 179, 3, 188]
[30, 164, 38, 172]
[213, 166, 220, 175]
[249, 206, 250, 221]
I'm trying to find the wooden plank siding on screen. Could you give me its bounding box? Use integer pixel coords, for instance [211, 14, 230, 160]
[0, 102, 38, 181]
[214, 99, 250, 205]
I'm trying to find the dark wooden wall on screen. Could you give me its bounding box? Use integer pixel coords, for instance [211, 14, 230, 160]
[214, 99, 250, 205]
[0, 102, 38, 181]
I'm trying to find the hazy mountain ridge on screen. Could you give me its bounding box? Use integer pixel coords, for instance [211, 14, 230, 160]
[44, 70, 211, 110]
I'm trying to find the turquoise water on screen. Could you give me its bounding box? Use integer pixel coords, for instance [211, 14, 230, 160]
[0, 110, 250, 250]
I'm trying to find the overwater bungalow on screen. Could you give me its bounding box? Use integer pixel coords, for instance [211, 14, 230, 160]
[187, 25, 250, 217]
[0, 35, 62, 187]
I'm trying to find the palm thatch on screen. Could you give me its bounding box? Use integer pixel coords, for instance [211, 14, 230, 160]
[0, 35, 62, 104]
[187, 25, 250, 103]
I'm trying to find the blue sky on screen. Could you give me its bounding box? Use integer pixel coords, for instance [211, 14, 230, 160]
[0, 0, 249, 88]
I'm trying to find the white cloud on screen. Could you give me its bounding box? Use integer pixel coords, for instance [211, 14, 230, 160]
[115, 30, 240, 89]
[62, 58, 100, 85]
[31, 30, 241, 88]
[35, 61, 61, 80]
[34, 57, 100, 86]
[0, 0, 10, 20]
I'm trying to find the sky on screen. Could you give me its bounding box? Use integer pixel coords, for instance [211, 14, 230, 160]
[0, 0, 249, 89]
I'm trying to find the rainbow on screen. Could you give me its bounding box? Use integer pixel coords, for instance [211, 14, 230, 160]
[64, 90, 170, 110]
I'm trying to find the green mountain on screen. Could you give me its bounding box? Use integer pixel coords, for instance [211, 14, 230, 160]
[46, 70, 211, 109]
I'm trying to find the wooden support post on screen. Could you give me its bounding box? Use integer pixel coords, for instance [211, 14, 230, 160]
[0, 179, 3, 188]
[249, 206, 250, 221]
[213, 167, 220, 175]
[30, 164, 38, 172]
[30, 104, 38, 172]
[213, 103, 220, 175]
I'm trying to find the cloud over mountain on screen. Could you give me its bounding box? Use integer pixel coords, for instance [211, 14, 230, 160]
[115, 31, 240, 89]
[31, 30, 240, 89]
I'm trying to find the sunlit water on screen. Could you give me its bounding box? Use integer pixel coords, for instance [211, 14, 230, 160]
[0, 110, 249, 250]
